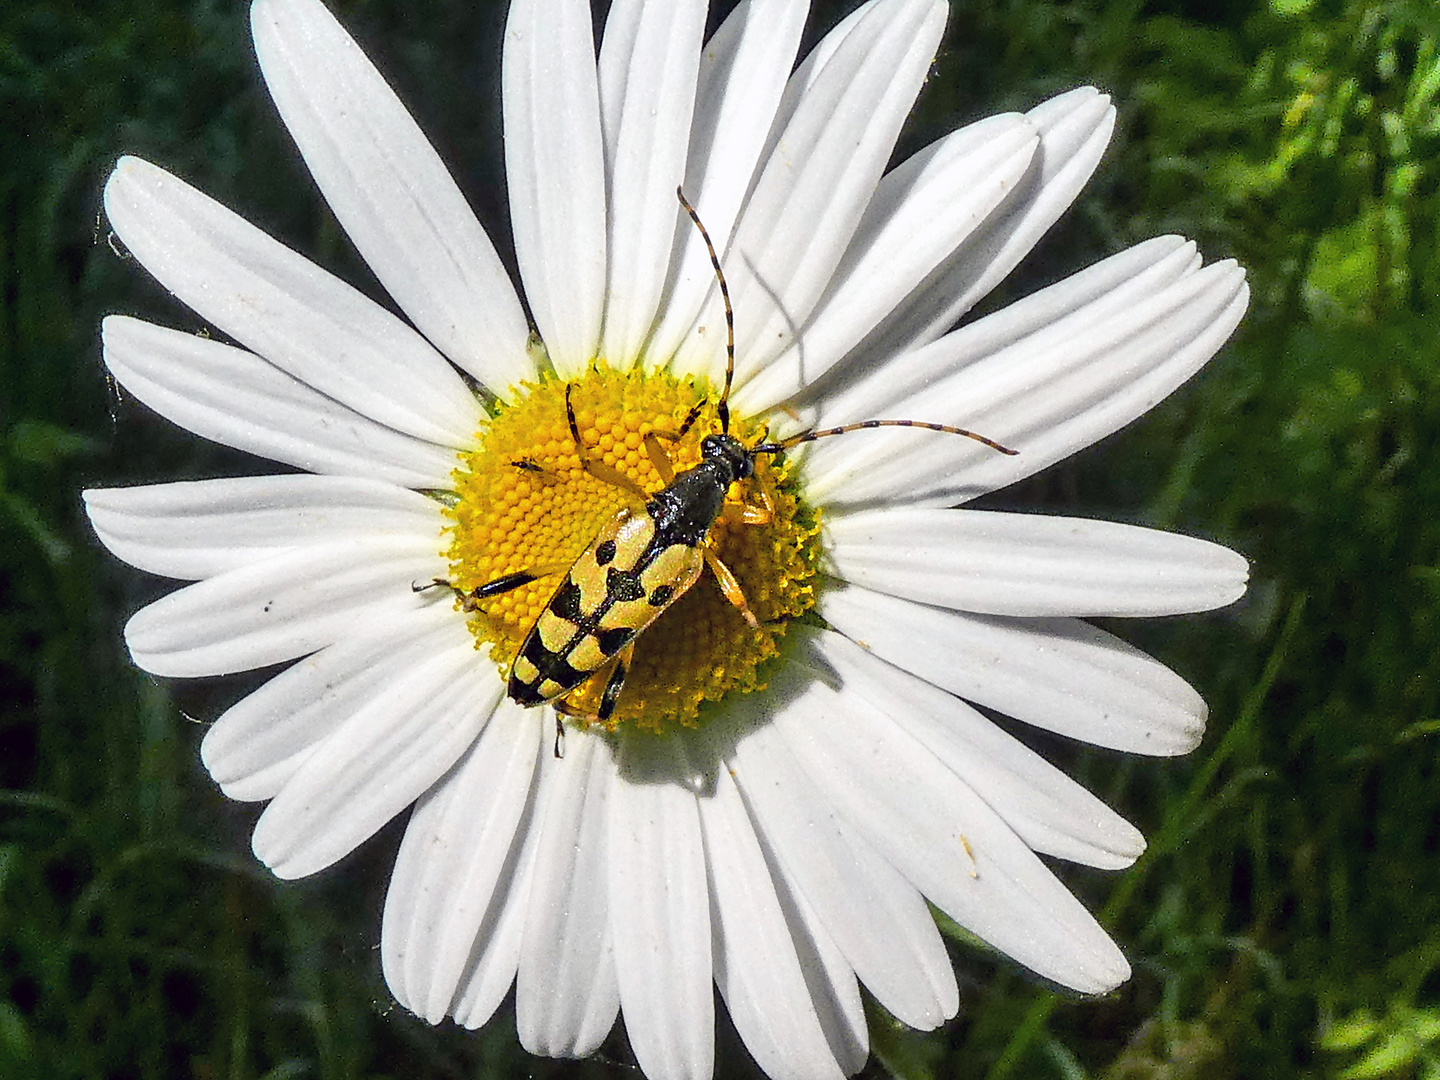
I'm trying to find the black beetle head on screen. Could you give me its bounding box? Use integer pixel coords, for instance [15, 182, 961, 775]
[700, 433, 753, 482]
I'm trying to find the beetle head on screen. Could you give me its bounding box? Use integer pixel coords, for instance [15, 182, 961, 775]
[700, 433, 753, 482]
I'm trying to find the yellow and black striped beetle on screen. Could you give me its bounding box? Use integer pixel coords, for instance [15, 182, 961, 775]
[427, 189, 1017, 750]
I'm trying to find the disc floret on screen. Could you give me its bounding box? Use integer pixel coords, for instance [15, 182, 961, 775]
[445, 364, 822, 734]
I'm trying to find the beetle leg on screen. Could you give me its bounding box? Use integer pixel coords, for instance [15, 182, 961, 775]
[702, 543, 760, 628]
[551, 696, 596, 722]
[549, 642, 636, 756]
[722, 483, 773, 527]
[643, 432, 675, 484]
[415, 565, 564, 612]
[565, 384, 651, 500]
[581, 456, 652, 500]
[747, 485, 775, 525]
[550, 697, 597, 760]
[595, 641, 636, 725]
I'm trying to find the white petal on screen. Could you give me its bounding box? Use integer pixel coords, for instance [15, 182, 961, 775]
[84, 474, 439, 581]
[251, 0, 532, 391]
[818, 583, 1207, 755]
[123, 536, 448, 677]
[646, 0, 810, 369]
[452, 786, 543, 1028]
[103, 316, 457, 489]
[725, 720, 957, 1030]
[103, 157, 483, 444]
[755, 852, 869, 1077]
[679, 0, 947, 389]
[689, 724, 868, 1071]
[735, 112, 1040, 410]
[503, 0, 607, 378]
[826, 507, 1249, 616]
[200, 602, 466, 802]
[250, 636, 500, 879]
[696, 758, 846, 1080]
[381, 701, 544, 1020]
[816, 630, 1144, 870]
[818, 234, 1197, 410]
[774, 638, 1129, 994]
[858, 86, 1118, 358]
[760, 1, 883, 154]
[802, 246, 1249, 509]
[608, 732, 713, 1080]
[517, 731, 621, 1058]
[597, 0, 706, 366]
[448, 709, 551, 1030]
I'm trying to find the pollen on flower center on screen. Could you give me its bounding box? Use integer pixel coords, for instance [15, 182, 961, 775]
[444, 363, 823, 734]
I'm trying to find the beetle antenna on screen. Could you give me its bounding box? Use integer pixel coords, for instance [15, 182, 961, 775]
[752, 419, 1019, 457]
[676, 186, 734, 436]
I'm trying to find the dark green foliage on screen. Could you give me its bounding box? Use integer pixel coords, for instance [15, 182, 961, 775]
[2, 0, 1436, 1076]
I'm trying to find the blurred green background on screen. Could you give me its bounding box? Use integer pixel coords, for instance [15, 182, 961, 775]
[4, 0, 1439, 1076]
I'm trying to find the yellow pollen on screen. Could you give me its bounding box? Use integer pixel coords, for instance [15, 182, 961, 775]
[444, 364, 823, 734]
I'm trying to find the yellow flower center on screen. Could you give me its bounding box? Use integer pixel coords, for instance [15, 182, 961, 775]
[444, 363, 822, 735]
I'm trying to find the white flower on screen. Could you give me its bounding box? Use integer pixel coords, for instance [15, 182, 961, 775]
[84, 0, 1250, 1077]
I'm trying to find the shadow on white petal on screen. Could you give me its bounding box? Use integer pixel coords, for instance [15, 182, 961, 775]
[850, 85, 1117, 360]
[768, 630, 1131, 994]
[803, 254, 1249, 510]
[718, 0, 947, 388]
[646, 0, 809, 375]
[734, 111, 1040, 412]
[598, 0, 707, 367]
[695, 756, 848, 1080]
[815, 629, 1146, 870]
[719, 719, 957, 1032]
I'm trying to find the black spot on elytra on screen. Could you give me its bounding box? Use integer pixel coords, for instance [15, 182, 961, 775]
[515, 635, 584, 699]
[522, 633, 553, 668]
[551, 581, 583, 621]
[648, 584, 674, 607]
[597, 627, 634, 654]
[606, 567, 645, 603]
[508, 673, 547, 705]
[595, 539, 618, 566]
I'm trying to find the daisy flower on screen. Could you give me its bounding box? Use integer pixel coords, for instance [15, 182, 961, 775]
[86, 0, 1250, 1076]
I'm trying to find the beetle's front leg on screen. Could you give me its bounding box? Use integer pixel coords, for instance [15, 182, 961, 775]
[721, 483, 774, 527]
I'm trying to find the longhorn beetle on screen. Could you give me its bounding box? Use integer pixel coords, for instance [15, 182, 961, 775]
[426, 188, 1017, 753]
